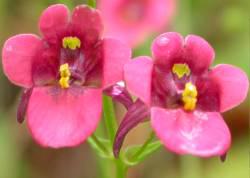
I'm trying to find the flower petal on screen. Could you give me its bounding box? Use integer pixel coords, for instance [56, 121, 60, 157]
[98, 0, 176, 47]
[2, 34, 42, 88]
[124, 56, 153, 105]
[184, 35, 215, 74]
[102, 38, 131, 88]
[151, 108, 231, 157]
[72, 5, 103, 44]
[39, 4, 69, 43]
[27, 87, 102, 148]
[151, 32, 183, 67]
[210, 64, 249, 112]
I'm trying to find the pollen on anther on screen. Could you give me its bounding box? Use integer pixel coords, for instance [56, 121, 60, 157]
[172, 63, 191, 79]
[182, 82, 198, 111]
[62, 37, 81, 50]
[59, 63, 71, 89]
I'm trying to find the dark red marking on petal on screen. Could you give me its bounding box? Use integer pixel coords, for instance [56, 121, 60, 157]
[196, 75, 220, 112]
[32, 43, 59, 86]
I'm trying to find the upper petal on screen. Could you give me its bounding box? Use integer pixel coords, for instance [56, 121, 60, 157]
[124, 56, 153, 106]
[102, 38, 131, 88]
[39, 4, 69, 43]
[210, 64, 249, 112]
[27, 87, 102, 148]
[2, 34, 42, 88]
[71, 5, 103, 45]
[184, 35, 215, 74]
[151, 108, 231, 157]
[151, 32, 183, 67]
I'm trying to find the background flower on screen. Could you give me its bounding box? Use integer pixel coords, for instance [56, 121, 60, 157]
[98, 0, 176, 47]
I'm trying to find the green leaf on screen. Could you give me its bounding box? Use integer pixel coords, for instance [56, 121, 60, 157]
[123, 140, 162, 166]
[88, 135, 113, 159]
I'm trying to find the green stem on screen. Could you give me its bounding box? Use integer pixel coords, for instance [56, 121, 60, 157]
[130, 132, 155, 161]
[103, 95, 128, 178]
[88, 134, 110, 155]
[87, 0, 96, 8]
[103, 95, 117, 143]
[115, 159, 127, 178]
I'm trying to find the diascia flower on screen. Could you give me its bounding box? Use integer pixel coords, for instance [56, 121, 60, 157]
[114, 32, 249, 157]
[2, 4, 131, 148]
[98, 0, 175, 47]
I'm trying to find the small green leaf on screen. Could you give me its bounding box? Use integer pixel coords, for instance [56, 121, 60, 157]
[123, 140, 162, 166]
[88, 135, 113, 159]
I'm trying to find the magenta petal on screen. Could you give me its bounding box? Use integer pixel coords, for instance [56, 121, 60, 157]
[151, 108, 231, 157]
[102, 38, 131, 88]
[2, 34, 42, 87]
[184, 35, 215, 74]
[72, 5, 103, 44]
[124, 56, 153, 105]
[151, 32, 183, 66]
[210, 64, 249, 112]
[27, 87, 102, 148]
[39, 4, 69, 43]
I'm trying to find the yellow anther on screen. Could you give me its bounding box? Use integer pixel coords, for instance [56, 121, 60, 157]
[172, 63, 191, 79]
[60, 63, 71, 77]
[59, 63, 71, 89]
[59, 77, 70, 89]
[182, 82, 198, 111]
[62, 37, 81, 50]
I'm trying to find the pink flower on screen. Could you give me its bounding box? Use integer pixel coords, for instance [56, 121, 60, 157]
[98, 0, 176, 47]
[2, 4, 131, 148]
[114, 32, 249, 157]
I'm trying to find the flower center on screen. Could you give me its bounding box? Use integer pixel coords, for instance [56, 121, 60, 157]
[59, 63, 71, 89]
[62, 37, 81, 50]
[172, 63, 191, 78]
[182, 82, 198, 111]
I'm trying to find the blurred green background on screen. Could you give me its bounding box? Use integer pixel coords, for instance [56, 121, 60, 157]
[0, 0, 249, 178]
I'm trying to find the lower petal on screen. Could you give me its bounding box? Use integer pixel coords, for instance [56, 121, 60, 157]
[151, 107, 231, 157]
[27, 87, 102, 148]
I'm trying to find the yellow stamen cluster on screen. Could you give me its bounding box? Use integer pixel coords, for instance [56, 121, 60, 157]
[59, 63, 71, 89]
[172, 63, 191, 79]
[62, 37, 81, 50]
[182, 82, 198, 111]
